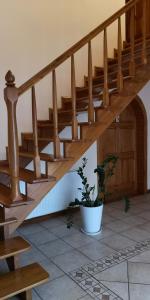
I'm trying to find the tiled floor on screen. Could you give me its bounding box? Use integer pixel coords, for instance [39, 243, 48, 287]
[2, 194, 150, 299]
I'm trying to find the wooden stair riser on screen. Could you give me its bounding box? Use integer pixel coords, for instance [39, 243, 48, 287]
[95, 51, 150, 77]
[114, 38, 150, 57]
[75, 81, 117, 99]
[84, 68, 129, 86]
[95, 44, 150, 77]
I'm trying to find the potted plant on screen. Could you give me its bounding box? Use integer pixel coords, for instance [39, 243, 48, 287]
[68, 155, 118, 235]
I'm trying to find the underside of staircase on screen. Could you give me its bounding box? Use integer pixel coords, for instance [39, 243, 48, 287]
[0, 0, 149, 237]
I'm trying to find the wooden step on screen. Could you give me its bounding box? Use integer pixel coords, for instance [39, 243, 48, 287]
[0, 184, 33, 208]
[0, 236, 31, 259]
[22, 134, 84, 144]
[0, 160, 56, 184]
[84, 67, 129, 86]
[95, 46, 150, 77]
[123, 34, 150, 49]
[0, 262, 49, 300]
[19, 151, 72, 162]
[0, 218, 17, 227]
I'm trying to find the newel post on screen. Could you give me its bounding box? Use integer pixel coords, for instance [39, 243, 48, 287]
[4, 71, 22, 202]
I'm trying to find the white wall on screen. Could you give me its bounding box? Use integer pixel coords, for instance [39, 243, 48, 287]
[138, 82, 150, 189]
[0, 0, 124, 159]
[27, 142, 97, 218]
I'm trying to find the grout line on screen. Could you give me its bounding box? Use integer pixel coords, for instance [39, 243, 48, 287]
[127, 261, 130, 300]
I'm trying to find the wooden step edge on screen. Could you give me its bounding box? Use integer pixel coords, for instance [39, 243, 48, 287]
[19, 151, 73, 162]
[0, 236, 31, 260]
[62, 95, 102, 104]
[0, 217, 17, 227]
[84, 67, 129, 82]
[0, 162, 55, 184]
[0, 184, 34, 208]
[123, 34, 150, 49]
[0, 263, 49, 299]
[30, 174, 56, 184]
[10, 196, 34, 207]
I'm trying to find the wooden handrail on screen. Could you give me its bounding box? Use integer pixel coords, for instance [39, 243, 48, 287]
[18, 0, 140, 96]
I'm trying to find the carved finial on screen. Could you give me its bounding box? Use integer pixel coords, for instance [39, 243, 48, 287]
[5, 70, 15, 87]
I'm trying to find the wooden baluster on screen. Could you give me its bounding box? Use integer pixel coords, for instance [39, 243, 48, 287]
[142, 0, 147, 64]
[4, 71, 22, 203]
[117, 17, 123, 91]
[52, 70, 61, 158]
[129, 7, 135, 76]
[88, 40, 94, 123]
[71, 55, 78, 140]
[32, 86, 41, 178]
[103, 28, 109, 106]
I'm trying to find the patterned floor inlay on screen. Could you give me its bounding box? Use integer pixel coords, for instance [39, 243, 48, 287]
[69, 238, 150, 299]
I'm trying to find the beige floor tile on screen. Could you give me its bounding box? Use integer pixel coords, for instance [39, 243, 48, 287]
[38, 239, 72, 258]
[129, 283, 150, 300]
[78, 240, 116, 260]
[51, 249, 91, 273]
[100, 281, 129, 300]
[128, 262, 150, 284]
[95, 261, 128, 283]
[101, 234, 136, 250]
[62, 232, 93, 248]
[35, 275, 86, 300]
[129, 249, 150, 263]
[121, 227, 150, 242]
[106, 220, 133, 233]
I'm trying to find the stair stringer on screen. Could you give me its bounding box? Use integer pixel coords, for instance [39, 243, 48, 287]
[6, 62, 150, 234]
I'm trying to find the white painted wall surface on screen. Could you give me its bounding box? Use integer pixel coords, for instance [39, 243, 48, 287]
[138, 82, 150, 189]
[27, 142, 97, 219]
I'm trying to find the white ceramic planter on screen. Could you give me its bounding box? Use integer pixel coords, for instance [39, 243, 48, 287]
[80, 204, 103, 235]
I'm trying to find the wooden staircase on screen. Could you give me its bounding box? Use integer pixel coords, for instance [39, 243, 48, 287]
[0, 0, 149, 237]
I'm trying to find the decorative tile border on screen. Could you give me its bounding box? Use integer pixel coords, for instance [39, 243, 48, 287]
[69, 239, 150, 299]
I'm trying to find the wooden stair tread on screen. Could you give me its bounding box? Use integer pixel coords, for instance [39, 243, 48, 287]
[19, 151, 72, 162]
[23, 135, 83, 144]
[0, 184, 33, 208]
[0, 160, 56, 184]
[0, 217, 17, 226]
[0, 262, 49, 299]
[0, 236, 31, 259]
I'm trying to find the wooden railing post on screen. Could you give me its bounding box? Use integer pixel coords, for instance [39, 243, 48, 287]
[142, 0, 147, 65]
[32, 86, 41, 178]
[52, 70, 61, 158]
[103, 28, 109, 106]
[88, 41, 94, 123]
[71, 55, 78, 140]
[129, 6, 135, 76]
[117, 17, 123, 91]
[4, 71, 22, 202]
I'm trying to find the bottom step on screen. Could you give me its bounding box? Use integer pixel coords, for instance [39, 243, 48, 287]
[0, 263, 49, 299]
